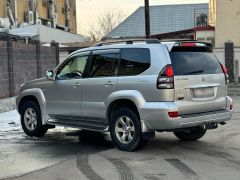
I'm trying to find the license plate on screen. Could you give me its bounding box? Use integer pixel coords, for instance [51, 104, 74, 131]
[192, 88, 214, 98]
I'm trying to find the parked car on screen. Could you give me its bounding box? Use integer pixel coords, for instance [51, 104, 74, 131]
[16, 39, 233, 151]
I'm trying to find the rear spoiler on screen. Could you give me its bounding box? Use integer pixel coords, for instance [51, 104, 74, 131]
[162, 41, 213, 52]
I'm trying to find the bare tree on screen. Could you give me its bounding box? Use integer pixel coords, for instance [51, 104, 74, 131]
[88, 10, 126, 41]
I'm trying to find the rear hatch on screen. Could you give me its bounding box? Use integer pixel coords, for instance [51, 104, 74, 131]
[170, 45, 227, 115]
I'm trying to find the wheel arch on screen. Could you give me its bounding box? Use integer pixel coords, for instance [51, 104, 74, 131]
[18, 95, 40, 114]
[107, 99, 140, 123]
[105, 90, 146, 123]
[17, 88, 49, 124]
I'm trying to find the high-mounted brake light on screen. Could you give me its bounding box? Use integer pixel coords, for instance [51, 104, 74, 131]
[157, 65, 174, 89]
[181, 42, 197, 47]
[180, 42, 207, 47]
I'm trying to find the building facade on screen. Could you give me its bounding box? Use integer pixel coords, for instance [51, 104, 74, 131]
[0, 0, 77, 33]
[210, 0, 240, 48]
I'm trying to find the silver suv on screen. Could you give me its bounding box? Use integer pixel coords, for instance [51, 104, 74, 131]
[16, 39, 233, 151]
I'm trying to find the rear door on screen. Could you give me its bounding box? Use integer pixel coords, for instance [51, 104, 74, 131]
[81, 49, 119, 122]
[170, 46, 227, 115]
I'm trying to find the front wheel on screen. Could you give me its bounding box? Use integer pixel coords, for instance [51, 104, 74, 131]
[173, 126, 207, 141]
[20, 101, 48, 137]
[109, 108, 147, 151]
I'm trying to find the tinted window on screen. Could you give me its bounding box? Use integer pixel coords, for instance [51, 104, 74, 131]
[89, 54, 117, 77]
[57, 56, 88, 79]
[170, 51, 222, 76]
[119, 48, 151, 76]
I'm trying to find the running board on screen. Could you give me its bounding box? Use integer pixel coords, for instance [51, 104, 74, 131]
[47, 118, 109, 132]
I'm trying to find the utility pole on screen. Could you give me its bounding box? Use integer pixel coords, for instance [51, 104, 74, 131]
[144, 0, 150, 38]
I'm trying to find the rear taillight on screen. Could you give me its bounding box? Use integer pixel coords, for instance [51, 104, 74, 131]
[220, 63, 228, 74]
[168, 111, 179, 118]
[157, 65, 174, 89]
[220, 63, 229, 84]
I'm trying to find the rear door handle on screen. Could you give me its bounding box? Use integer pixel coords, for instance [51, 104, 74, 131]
[105, 81, 115, 86]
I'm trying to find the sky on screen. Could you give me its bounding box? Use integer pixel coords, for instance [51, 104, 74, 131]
[76, 0, 209, 36]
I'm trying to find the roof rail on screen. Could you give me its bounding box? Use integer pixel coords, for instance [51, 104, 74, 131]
[93, 39, 161, 47]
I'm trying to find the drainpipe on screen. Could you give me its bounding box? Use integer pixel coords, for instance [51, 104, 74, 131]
[6, 0, 16, 28]
[14, 0, 17, 25]
[65, 0, 71, 31]
[29, 0, 37, 24]
[49, 0, 56, 27]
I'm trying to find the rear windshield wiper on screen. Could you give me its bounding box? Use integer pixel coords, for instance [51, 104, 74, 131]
[183, 70, 204, 75]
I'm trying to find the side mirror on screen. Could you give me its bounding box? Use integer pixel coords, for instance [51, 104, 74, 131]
[46, 70, 54, 80]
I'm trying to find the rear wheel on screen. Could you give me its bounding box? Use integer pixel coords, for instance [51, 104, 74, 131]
[173, 126, 207, 141]
[20, 101, 48, 137]
[109, 108, 146, 151]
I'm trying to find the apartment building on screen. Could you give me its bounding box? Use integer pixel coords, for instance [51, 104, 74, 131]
[0, 0, 77, 33]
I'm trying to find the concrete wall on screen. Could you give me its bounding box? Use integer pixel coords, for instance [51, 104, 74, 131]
[0, 41, 9, 98]
[196, 30, 215, 43]
[209, 0, 216, 26]
[214, 0, 240, 48]
[0, 1, 6, 18]
[39, 46, 57, 75]
[12, 42, 38, 95]
[213, 48, 240, 79]
[0, 40, 58, 99]
[59, 50, 69, 63]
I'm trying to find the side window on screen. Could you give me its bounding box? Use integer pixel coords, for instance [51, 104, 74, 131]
[119, 48, 151, 76]
[57, 55, 88, 79]
[89, 54, 117, 77]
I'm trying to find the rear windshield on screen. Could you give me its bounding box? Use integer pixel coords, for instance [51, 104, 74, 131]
[170, 48, 222, 76]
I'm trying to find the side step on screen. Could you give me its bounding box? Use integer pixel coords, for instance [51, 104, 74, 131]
[47, 118, 109, 132]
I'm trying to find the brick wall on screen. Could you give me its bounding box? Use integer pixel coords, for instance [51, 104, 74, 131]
[0, 41, 9, 98]
[12, 42, 38, 95]
[40, 46, 57, 77]
[0, 40, 58, 99]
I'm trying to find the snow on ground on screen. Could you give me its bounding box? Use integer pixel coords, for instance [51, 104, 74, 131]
[0, 110, 77, 138]
[0, 110, 21, 133]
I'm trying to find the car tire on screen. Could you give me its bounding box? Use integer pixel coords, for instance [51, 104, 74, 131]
[109, 108, 147, 151]
[20, 101, 48, 137]
[173, 126, 207, 141]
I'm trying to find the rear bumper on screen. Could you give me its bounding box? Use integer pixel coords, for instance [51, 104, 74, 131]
[139, 96, 233, 132]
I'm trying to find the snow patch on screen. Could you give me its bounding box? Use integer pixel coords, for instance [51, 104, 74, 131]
[0, 110, 21, 133]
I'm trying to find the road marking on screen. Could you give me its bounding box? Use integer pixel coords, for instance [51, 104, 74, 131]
[166, 158, 199, 179]
[77, 155, 105, 180]
[104, 157, 134, 180]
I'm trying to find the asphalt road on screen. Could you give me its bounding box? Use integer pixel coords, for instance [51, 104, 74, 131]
[0, 96, 239, 180]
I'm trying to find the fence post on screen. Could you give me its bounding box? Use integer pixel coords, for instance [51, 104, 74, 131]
[234, 60, 239, 83]
[35, 40, 41, 78]
[51, 41, 60, 66]
[7, 35, 14, 97]
[225, 40, 234, 83]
